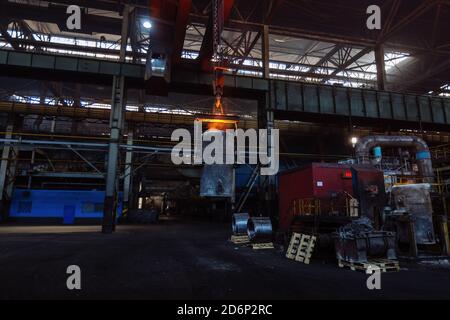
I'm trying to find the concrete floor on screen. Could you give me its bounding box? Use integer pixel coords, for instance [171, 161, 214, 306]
[0, 220, 450, 300]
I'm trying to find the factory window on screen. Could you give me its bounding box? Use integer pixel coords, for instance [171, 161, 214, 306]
[17, 201, 32, 214]
[82, 202, 104, 213]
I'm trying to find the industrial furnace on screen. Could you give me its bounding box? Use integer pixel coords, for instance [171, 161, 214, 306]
[278, 163, 355, 232]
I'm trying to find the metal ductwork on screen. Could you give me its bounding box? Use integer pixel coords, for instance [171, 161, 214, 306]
[355, 135, 434, 183]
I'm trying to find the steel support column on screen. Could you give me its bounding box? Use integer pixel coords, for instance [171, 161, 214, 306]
[102, 75, 125, 233]
[0, 124, 15, 221]
[262, 24, 270, 79]
[122, 127, 134, 218]
[120, 4, 132, 61]
[258, 93, 277, 218]
[102, 4, 130, 233]
[375, 45, 387, 91]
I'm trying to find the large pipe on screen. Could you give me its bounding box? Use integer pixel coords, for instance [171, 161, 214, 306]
[355, 135, 434, 183]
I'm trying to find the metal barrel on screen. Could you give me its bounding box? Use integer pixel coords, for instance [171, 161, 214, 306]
[247, 217, 273, 242]
[232, 213, 249, 235]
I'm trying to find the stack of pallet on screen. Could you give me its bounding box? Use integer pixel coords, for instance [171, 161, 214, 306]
[286, 233, 317, 264]
[338, 259, 400, 273]
[230, 234, 250, 245]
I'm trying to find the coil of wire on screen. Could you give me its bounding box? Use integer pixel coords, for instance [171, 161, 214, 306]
[232, 213, 249, 235]
[247, 217, 273, 242]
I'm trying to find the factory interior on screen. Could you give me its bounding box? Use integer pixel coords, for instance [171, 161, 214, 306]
[0, 0, 450, 301]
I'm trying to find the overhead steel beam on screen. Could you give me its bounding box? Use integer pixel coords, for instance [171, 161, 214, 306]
[1, 48, 449, 128]
[320, 47, 373, 83]
[0, 49, 146, 84]
[379, 0, 441, 43]
[375, 45, 387, 90]
[232, 31, 262, 73]
[189, 13, 450, 57]
[268, 78, 450, 131]
[0, 25, 20, 50]
[307, 45, 342, 74]
[0, 31, 380, 83]
[233, 0, 283, 74]
[0, 37, 137, 58]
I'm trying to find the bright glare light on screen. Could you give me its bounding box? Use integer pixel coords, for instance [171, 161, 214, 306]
[351, 137, 358, 145]
[143, 21, 152, 29]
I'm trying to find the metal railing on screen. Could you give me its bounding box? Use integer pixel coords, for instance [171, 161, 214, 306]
[289, 192, 358, 217]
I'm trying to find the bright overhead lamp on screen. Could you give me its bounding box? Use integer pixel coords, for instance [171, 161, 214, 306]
[142, 21, 152, 29]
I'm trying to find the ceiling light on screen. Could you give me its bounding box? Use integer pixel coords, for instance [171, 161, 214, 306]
[143, 21, 152, 29]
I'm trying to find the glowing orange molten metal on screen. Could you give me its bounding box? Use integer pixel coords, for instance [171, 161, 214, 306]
[196, 118, 238, 131]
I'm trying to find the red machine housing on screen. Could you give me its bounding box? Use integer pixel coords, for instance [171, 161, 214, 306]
[278, 163, 354, 231]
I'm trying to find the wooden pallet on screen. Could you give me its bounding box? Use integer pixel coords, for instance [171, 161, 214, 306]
[286, 233, 302, 259]
[230, 235, 250, 244]
[338, 259, 400, 273]
[286, 232, 316, 264]
[252, 242, 274, 250]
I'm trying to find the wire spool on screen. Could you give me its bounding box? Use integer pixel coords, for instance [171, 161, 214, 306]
[247, 217, 273, 242]
[232, 213, 249, 235]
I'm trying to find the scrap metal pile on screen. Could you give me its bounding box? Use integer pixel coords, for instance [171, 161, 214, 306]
[334, 217, 397, 263]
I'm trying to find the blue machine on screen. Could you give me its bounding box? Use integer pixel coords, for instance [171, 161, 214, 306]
[235, 165, 283, 189]
[9, 189, 123, 223]
[235, 165, 262, 189]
